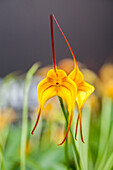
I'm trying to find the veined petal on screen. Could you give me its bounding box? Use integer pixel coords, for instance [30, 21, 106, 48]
[68, 66, 84, 85]
[31, 81, 57, 135]
[76, 81, 95, 109]
[75, 81, 95, 142]
[39, 85, 57, 109]
[47, 69, 67, 80]
[38, 77, 53, 101]
[58, 86, 72, 112]
[62, 77, 77, 98]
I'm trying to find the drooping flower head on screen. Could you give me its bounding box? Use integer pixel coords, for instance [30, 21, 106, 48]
[31, 14, 95, 145]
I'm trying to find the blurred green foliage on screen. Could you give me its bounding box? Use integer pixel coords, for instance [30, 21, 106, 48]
[0, 63, 113, 170]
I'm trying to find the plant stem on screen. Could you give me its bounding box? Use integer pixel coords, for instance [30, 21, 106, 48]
[20, 63, 40, 170]
[65, 111, 69, 170]
[58, 97, 80, 170]
[0, 134, 5, 170]
[65, 138, 69, 170]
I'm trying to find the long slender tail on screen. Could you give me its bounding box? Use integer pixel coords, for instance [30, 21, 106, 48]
[31, 108, 41, 135]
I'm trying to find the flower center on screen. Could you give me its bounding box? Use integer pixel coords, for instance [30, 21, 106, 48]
[56, 82, 59, 86]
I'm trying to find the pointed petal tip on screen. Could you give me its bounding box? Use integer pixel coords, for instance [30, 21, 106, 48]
[82, 139, 85, 143]
[57, 143, 62, 146]
[81, 133, 85, 143]
[31, 108, 41, 136]
[57, 129, 70, 146]
[57, 140, 65, 146]
[75, 114, 79, 141]
[57, 113, 73, 146]
[75, 137, 77, 141]
[75, 131, 77, 140]
[57, 133, 68, 145]
[31, 131, 34, 135]
[93, 86, 95, 92]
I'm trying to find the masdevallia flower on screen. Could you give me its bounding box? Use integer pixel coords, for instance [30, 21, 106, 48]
[69, 66, 95, 142]
[31, 14, 95, 145]
[52, 15, 95, 142]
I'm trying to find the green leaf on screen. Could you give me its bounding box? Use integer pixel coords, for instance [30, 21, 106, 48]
[95, 97, 112, 170]
[26, 157, 43, 170]
[103, 153, 113, 170]
[20, 63, 40, 170]
[75, 105, 91, 170]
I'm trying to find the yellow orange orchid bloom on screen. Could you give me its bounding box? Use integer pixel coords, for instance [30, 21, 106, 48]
[31, 14, 95, 145]
[31, 15, 77, 145]
[69, 67, 95, 142]
[52, 14, 95, 142]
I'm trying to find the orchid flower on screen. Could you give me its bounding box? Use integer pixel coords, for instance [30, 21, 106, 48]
[31, 15, 77, 145]
[52, 15, 95, 142]
[31, 14, 95, 145]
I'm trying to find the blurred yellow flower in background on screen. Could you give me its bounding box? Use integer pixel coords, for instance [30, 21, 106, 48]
[81, 68, 100, 112]
[58, 58, 74, 75]
[36, 65, 52, 78]
[42, 97, 64, 123]
[50, 126, 71, 144]
[97, 63, 113, 99]
[0, 108, 16, 130]
[99, 63, 113, 82]
[82, 68, 98, 85]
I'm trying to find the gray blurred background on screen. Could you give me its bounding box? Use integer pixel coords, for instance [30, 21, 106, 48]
[0, 0, 113, 77]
